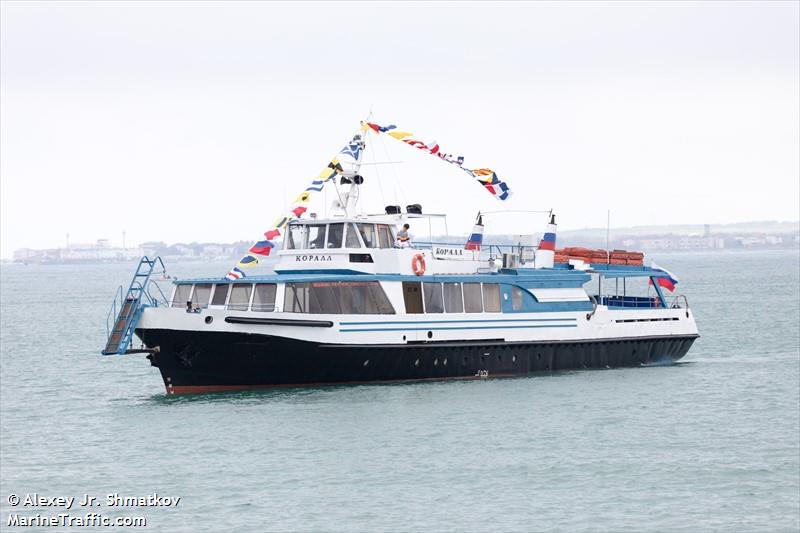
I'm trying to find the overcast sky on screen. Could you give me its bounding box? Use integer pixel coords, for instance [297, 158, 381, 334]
[1, 1, 798, 257]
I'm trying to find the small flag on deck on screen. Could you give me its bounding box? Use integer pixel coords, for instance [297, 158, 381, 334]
[225, 266, 245, 281]
[651, 261, 680, 292]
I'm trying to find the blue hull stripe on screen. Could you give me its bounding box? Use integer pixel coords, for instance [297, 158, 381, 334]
[339, 324, 578, 333]
[339, 318, 577, 326]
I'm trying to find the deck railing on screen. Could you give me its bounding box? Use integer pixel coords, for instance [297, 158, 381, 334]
[595, 295, 663, 309]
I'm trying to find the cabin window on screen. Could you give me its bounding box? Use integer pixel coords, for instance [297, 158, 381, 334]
[345, 223, 361, 248]
[357, 223, 376, 248]
[402, 282, 424, 314]
[342, 282, 395, 314]
[463, 283, 483, 313]
[482, 283, 501, 312]
[172, 284, 192, 308]
[327, 223, 344, 249]
[423, 282, 444, 313]
[307, 224, 327, 250]
[227, 284, 253, 311]
[283, 283, 309, 313]
[210, 284, 229, 306]
[286, 225, 306, 250]
[191, 283, 212, 308]
[309, 282, 339, 313]
[252, 283, 277, 312]
[511, 287, 525, 310]
[283, 281, 394, 314]
[377, 225, 393, 249]
[443, 282, 464, 313]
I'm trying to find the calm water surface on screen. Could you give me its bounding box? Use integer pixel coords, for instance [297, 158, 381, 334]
[1, 250, 798, 532]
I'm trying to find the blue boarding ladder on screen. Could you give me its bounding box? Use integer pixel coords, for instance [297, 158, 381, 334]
[102, 256, 170, 355]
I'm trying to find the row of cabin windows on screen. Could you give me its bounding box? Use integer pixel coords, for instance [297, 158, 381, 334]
[171, 281, 394, 314]
[285, 223, 395, 250]
[172, 281, 526, 314]
[402, 282, 504, 314]
[172, 283, 277, 312]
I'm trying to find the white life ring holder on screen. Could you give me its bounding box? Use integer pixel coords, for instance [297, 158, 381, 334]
[411, 254, 426, 276]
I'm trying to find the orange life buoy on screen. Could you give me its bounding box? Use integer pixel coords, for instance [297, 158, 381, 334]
[411, 254, 426, 276]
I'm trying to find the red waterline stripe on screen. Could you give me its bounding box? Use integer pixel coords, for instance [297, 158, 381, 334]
[166, 373, 519, 395]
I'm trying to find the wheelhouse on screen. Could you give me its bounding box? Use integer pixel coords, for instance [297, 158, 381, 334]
[283, 220, 397, 250]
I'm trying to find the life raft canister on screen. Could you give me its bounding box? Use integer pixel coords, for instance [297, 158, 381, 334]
[411, 254, 426, 276]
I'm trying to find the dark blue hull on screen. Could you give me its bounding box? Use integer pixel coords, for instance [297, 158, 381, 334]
[138, 329, 698, 394]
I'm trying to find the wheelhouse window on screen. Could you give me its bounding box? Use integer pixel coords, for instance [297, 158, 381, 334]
[443, 282, 464, 313]
[172, 284, 192, 308]
[463, 283, 483, 313]
[252, 283, 277, 312]
[307, 224, 326, 249]
[210, 284, 229, 306]
[286, 224, 307, 250]
[227, 284, 253, 311]
[345, 223, 361, 248]
[357, 223, 376, 248]
[191, 284, 212, 309]
[327, 223, 344, 249]
[283, 281, 395, 314]
[377, 225, 393, 249]
[423, 282, 444, 313]
[482, 283, 501, 313]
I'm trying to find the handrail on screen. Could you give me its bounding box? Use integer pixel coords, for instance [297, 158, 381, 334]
[145, 279, 170, 307]
[102, 256, 171, 355]
[105, 285, 124, 338]
[669, 294, 689, 309]
[586, 294, 598, 320]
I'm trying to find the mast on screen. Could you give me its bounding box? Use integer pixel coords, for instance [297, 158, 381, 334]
[334, 131, 366, 217]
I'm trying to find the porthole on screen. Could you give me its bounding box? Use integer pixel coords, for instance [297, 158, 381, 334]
[443, 358, 448, 366]
[498, 355, 502, 362]
[537, 352, 542, 360]
[434, 358, 439, 366]
[427, 331, 433, 339]
[204, 316, 213, 324]
[363, 359, 369, 366]
[414, 358, 420, 367]
[403, 335, 406, 341]
[512, 355, 516, 363]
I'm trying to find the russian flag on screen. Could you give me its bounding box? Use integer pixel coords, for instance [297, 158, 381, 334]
[538, 214, 557, 251]
[538, 232, 556, 251]
[651, 261, 679, 292]
[465, 214, 484, 251]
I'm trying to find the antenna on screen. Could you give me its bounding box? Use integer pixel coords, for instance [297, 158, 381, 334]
[606, 209, 611, 264]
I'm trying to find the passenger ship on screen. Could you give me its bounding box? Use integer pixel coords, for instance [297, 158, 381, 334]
[101, 122, 699, 394]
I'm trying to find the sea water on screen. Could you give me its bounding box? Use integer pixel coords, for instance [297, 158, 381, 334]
[1, 250, 798, 532]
